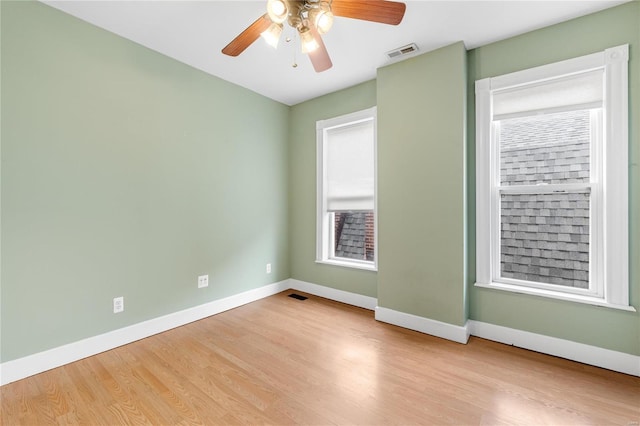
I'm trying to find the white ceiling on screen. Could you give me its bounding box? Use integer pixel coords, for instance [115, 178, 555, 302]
[42, 0, 627, 106]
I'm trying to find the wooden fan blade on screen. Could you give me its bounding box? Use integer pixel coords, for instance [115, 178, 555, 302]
[222, 15, 272, 57]
[308, 26, 332, 72]
[331, 0, 406, 25]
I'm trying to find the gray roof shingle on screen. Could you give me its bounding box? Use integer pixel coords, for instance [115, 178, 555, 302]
[499, 110, 591, 289]
[335, 212, 374, 261]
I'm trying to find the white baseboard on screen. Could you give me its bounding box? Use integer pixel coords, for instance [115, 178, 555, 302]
[289, 279, 378, 310]
[468, 320, 640, 376]
[0, 280, 289, 386]
[3, 279, 637, 385]
[375, 307, 470, 344]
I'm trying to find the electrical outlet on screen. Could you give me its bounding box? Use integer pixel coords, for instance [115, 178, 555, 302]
[266, 263, 272, 274]
[113, 296, 124, 313]
[198, 275, 209, 288]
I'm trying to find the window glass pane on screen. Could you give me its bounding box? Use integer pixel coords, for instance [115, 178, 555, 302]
[500, 192, 590, 289]
[500, 110, 592, 186]
[334, 211, 374, 261]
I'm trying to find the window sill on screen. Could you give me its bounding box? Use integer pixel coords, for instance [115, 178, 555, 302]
[474, 281, 636, 312]
[316, 259, 377, 272]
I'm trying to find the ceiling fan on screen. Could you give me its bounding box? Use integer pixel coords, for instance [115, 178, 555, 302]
[222, 0, 406, 72]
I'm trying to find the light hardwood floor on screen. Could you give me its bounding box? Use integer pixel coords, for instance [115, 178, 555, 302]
[1, 291, 639, 425]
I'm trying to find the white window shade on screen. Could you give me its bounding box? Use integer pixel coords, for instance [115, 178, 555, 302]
[325, 120, 374, 211]
[493, 69, 603, 119]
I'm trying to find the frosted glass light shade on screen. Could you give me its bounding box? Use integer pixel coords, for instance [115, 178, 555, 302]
[300, 27, 319, 53]
[267, 0, 288, 24]
[260, 23, 283, 49]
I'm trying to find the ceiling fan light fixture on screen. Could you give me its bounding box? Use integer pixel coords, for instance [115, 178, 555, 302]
[222, 0, 407, 73]
[299, 26, 319, 53]
[311, 4, 334, 34]
[266, 0, 288, 24]
[260, 22, 283, 48]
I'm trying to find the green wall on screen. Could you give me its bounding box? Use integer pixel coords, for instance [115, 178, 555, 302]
[1, 1, 290, 362]
[288, 43, 468, 324]
[289, 2, 638, 356]
[377, 43, 467, 326]
[288, 81, 378, 297]
[2, 0, 638, 365]
[467, 1, 640, 355]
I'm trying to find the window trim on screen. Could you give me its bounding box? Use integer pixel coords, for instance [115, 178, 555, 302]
[316, 107, 378, 271]
[475, 44, 632, 311]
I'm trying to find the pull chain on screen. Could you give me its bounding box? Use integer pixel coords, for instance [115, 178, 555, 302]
[291, 33, 298, 68]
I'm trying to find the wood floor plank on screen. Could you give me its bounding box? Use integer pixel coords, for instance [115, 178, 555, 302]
[2, 291, 639, 425]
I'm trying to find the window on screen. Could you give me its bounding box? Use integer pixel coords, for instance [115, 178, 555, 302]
[316, 107, 377, 270]
[475, 45, 632, 310]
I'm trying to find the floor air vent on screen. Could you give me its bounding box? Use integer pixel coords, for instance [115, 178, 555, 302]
[386, 43, 419, 60]
[288, 293, 308, 300]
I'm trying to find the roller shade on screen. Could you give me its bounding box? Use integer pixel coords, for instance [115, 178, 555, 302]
[325, 119, 374, 211]
[493, 69, 603, 119]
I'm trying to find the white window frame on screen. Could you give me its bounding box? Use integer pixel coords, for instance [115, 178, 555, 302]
[316, 107, 377, 271]
[475, 44, 633, 311]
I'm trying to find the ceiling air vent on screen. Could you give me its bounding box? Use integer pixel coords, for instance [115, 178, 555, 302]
[386, 43, 419, 60]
